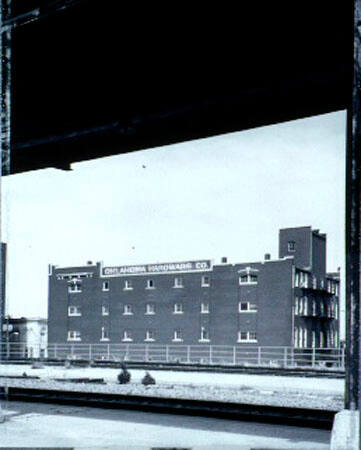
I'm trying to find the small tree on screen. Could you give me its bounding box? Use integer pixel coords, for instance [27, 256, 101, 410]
[117, 363, 131, 384]
[141, 371, 156, 386]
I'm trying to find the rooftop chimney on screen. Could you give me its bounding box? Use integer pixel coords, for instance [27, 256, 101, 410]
[264, 253, 271, 261]
[221, 257, 227, 264]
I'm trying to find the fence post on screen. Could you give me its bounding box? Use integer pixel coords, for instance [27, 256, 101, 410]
[257, 347, 261, 365]
[88, 344, 92, 361]
[107, 343, 110, 360]
[165, 345, 169, 363]
[125, 344, 129, 361]
[283, 347, 288, 367]
[54, 343, 57, 359]
[209, 346, 212, 364]
[233, 346, 236, 365]
[187, 345, 190, 363]
[311, 347, 316, 368]
[145, 344, 149, 361]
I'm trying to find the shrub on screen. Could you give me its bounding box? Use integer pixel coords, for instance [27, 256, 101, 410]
[141, 371, 156, 386]
[117, 365, 131, 384]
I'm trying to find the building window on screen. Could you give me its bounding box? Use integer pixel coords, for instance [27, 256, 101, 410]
[297, 327, 303, 348]
[327, 280, 332, 293]
[201, 302, 209, 314]
[68, 306, 81, 316]
[302, 297, 308, 316]
[102, 305, 109, 316]
[199, 327, 210, 342]
[295, 272, 300, 288]
[123, 304, 133, 315]
[303, 328, 308, 347]
[122, 330, 132, 342]
[68, 283, 82, 293]
[101, 327, 109, 341]
[173, 303, 183, 314]
[145, 330, 155, 342]
[172, 330, 183, 342]
[146, 279, 155, 289]
[102, 281, 109, 291]
[174, 277, 183, 288]
[145, 303, 155, 315]
[312, 299, 317, 316]
[239, 274, 258, 285]
[237, 331, 257, 343]
[201, 276, 210, 287]
[312, 331, 316, 348]
[288, 241, 296, 252]
[312, 276, 317, 290]
[299, 271, 308, 288]
[124, 280, 133, 290]
[294, 328, 299, 348]
[294, 297, 299, 315]
[238, 302, 257, 313]
[67, 330, 81, 341]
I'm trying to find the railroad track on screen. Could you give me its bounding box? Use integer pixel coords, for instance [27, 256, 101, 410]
[0, 385, 336, 430]
[0, 359, 345, 378]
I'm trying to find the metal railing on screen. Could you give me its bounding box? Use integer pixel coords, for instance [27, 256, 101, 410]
[0, 342, 345, 369]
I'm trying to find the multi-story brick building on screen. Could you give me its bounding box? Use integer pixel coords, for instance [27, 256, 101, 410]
[47, 226, 340, 349]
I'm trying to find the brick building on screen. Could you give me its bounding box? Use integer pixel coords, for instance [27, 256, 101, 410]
[48, 226, 340, 349]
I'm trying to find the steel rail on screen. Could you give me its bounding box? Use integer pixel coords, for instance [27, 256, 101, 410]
[0, 385, 336, 430]
[0, 359, 345, 378]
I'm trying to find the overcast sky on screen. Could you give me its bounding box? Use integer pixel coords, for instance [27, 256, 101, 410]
[1, 111, 346, 331]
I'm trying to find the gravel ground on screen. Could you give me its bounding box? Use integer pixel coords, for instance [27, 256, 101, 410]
[0, 371, 343, 411]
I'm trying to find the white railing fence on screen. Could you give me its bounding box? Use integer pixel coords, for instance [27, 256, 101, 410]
[0, 342, 345, 369]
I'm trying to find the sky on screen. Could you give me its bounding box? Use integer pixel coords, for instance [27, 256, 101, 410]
[1, 111, 346, 333]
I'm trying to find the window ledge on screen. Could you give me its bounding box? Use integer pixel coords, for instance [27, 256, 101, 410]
[237, 339, 258, 343]
[239, 282, 258, 286]
[67, 338, 81, 342]
[144, 338, 155, 342]
[145, 312, 155, 315]
[173, 286, 184, 289]
[198, 339, 210, 343]
[100, 338, 110, 342]
[145, 287, 156, 290]
[201, 285, 210, 288]
[173, 311, 184, 315]
[68, 314, 82, 317]
[238, 310, 257, 314]
[123, 287, 133, 291]
[123, 312, 133, 316]
[102, 313, 109, 316]
[68, 291, 82, 294]
[122, 338, 133, 342]
[172, 339, 184, 342]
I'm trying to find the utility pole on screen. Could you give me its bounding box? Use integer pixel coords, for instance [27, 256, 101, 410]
[331, 1, 361, 449]
[0, 0, 11, 369]
[345, 0, 361, 413]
